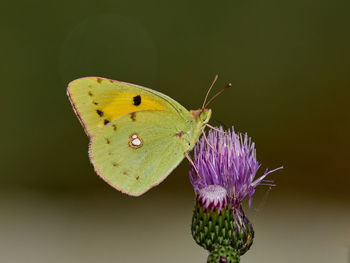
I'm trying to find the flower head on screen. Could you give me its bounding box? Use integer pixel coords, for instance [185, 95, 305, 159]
[190, 126, 282, 261]
[190, 126, 282, 208]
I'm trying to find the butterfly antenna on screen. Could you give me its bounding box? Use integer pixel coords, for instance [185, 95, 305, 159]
[204, 82, 232, 108]
[202, 74, 218, 109]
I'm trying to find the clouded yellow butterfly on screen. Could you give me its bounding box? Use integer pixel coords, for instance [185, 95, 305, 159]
[67, 76, 226, 196]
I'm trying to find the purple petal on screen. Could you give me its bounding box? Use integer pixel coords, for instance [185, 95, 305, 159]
[189, 126, 283, 208]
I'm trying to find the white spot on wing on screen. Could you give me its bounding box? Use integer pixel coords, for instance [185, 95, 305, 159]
[132, 138, 141, 146]
[128, 133, 143, 149]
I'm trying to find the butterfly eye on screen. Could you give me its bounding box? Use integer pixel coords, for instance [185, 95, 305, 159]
[199, 111, 208, 122]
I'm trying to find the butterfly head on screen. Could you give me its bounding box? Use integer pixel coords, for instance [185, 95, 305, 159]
[190, 108, 212, 125]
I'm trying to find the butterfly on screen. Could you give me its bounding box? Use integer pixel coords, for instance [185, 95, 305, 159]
[67, 75, 229, 196]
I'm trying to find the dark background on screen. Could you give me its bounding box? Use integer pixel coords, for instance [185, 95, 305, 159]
[1, 0, 349, 262]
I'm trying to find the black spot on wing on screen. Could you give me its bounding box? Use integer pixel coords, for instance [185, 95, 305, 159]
[96, 110, 104, 117]
[133, 95, 141, 106]
[104, 119, 110, 125]
[130, 112, 136, 121]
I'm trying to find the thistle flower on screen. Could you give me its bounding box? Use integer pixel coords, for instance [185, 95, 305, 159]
[190, 127, 282, 263]
[190, 126, 282, 207]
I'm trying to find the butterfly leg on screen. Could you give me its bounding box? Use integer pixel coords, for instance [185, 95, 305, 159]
[205, 124, 225, 133]
[185, 152, 203, 180]
[201, 128, 219, 154]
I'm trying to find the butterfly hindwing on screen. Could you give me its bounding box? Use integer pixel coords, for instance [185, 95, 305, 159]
[67, 77, 191, 137]
[89, 110, 192, 196]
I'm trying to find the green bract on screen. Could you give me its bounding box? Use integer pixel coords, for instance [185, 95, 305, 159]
[191, 203, 254, 256]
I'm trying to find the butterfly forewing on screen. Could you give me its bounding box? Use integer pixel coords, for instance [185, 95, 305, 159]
[67, 77, 191, 137]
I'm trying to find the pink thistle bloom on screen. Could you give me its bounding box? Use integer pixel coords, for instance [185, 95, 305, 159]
[190, 126, 283, 209]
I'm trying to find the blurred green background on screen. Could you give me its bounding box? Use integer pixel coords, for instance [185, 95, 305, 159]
[1, 0, 349, 262]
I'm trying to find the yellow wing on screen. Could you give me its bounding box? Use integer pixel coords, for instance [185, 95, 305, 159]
[67, 77, 191, 137]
